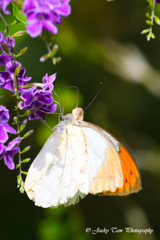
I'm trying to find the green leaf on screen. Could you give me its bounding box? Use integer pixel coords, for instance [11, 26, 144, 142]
[21, 146, 30, 153]
[147, 33, 151, 41]
[16, 163, 21, 169]
[22, 130, 33, 139]
[146, 13, 151, 19]
[20, 119, 27, 132]
[146, 20, 153, 26]
[15, 47, 28, 57]
[8, 20, 19, 27]
[52, 57, 61, 65]
[20, 83, 35, 89]
[19, 110, 30, 118]
[12, 1, 27, 24]
[19, 181, 25, 193]
[15, 65, 22, 77]
[150, 32, 156, 39]
[17, 174, 22, 187]
[141, 29, 150, 34]
[13, 116, 18, 124]
[146, 0, 153, 7]
[12, 31, 26, 38]
[22, 158, 31, 163]
[20, 181, 24, 187]
[17, 175, 25, 193]
[1, 43, 9, 53]
[146, 32, 155, 41]
[20, 185, 24, 193]
[21, 171, 28, 175]
[13, 104, 19, 111]
[154, 15, 160, 25]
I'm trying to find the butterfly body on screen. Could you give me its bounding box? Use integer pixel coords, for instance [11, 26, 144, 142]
[25, 108, 142, 208]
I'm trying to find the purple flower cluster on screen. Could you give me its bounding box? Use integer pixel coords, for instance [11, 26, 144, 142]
[0, 31, 15, 65]
[0, 31, 32, 93]
[23, 0, 71, 37]
[0, 31, 57, 120]
[156, 0, 160, 3]
[0, 105, 21, 169]
[19, 73, 57, 120]
[0, 61, 32, 93]
[0, 0, 11, 14]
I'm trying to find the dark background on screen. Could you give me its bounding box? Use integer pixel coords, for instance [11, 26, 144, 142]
[0, 0, 160, 239]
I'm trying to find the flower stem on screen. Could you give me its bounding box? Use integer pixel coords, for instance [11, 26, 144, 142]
[0, 13, 22, 179]
[147, 0, 156, 40]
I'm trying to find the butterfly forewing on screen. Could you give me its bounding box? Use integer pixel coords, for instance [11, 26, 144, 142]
[25, 121, 88, 208]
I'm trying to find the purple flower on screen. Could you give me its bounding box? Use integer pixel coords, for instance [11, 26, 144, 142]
[42, 0, 71, 17]
[0, 122, 17, 143]
[0, 143, 5, 160]
[26, 8, 60, 37]
[0, 53, 11, 66]
[0, 0, 11, 14]
[0, 31, 15, 54]
[0, 32, 15, 66]
[29, 103, 57, 120]
[0, 61, 32, 93]
[19, 73, 57, 120]
[0, 105, 20, 170]
[3, 137, 21, 170]
[51, 0, 71, 17]
[156, 0, 160, 3]
[42, 73, 56, 91]
[0, 31, 4, 44]
[23, 0, 71, 37]
[0, 105, 17, 143]
[0, 105, 9, 122]
[19, 87, 57, 120]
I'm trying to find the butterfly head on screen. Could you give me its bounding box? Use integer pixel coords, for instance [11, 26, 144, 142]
[72, 108, 84, 121]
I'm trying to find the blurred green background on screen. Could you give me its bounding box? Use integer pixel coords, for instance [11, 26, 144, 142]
[0, 0, 160, 239]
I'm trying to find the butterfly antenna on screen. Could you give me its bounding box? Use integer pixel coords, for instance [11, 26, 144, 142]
[71, 86, 79, 108]
[53, 90, 64, 119]
[93, 82, 103, 95]
[84, 82, 107, 111]
[53, 99, 64, 121]
[57, 86, 79, 108]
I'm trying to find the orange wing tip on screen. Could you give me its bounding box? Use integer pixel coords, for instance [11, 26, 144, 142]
[98, 147, 142, 196]
[99, 183, 142, 196]
[119, 147, 142, 190]
[98, 186, 142, 196]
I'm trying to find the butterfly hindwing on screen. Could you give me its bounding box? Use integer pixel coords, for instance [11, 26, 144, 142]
[75, 121, 124, 194]
[75, 121, 142, 196]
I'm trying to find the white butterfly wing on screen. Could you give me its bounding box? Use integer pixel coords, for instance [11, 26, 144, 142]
[74, 121, 124, 194]
[25, 122, 89, 208]
[75, 121, 141, 196]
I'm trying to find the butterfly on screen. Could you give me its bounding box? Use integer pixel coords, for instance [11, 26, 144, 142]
[25, 107, 142, 208]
